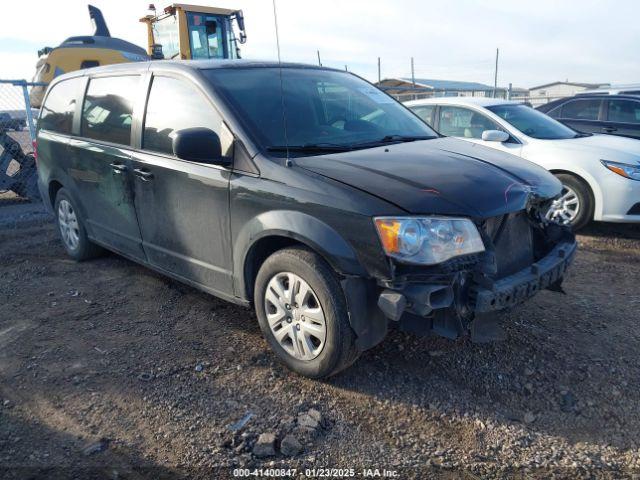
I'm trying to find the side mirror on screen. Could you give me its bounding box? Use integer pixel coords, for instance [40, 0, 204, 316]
[236, 10, 245, 32]
[482, 129, 510, 142]
[172, 127, 230, 165]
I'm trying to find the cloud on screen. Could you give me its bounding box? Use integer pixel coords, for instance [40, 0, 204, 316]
[0, 0, 638, 87]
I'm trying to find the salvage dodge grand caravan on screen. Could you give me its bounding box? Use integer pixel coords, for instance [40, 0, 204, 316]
[37, 60, 576, 378]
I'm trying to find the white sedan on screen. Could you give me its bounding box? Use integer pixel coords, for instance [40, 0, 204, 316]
[405, 97, 640, 229]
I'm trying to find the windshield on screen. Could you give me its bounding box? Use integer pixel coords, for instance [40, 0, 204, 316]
[186, 12, 237, 59]
[204, 67, 437, 156]
[487, 104, 580, 140]
[152, 16, 180, 60]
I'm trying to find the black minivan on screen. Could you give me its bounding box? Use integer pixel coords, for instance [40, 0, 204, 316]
[37, 60, 576, 378]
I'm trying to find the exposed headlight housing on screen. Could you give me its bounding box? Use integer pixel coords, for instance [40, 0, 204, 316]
[374, 216, 485, 265]
[601, 160, 640, 181]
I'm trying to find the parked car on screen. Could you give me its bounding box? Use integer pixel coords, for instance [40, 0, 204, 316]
[576, 85, 640, 96]
[537, 94, 640, 140]
[36, 61, 576, 378]
[406, 97, 640, 229]
[0, 112, 26, 131]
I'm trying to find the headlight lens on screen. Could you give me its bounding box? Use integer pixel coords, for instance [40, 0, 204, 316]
[374, 216, 485, 265]
[601, 160, 640, 181]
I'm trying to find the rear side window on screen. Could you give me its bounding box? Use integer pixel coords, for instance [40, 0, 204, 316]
[560, 99, 601, 120]
[608, 100, 640, 124]
[81, 76, 139, 145]
[39, 77, 83, 134]
[143, 76, 222, 155]
[410, 105, 436, 126]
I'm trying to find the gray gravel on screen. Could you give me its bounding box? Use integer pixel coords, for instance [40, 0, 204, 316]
[1, 215, 639, 479]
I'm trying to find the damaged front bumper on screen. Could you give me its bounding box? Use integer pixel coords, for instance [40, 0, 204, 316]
[374, 216, 578, 341]
[472, 240, 576, 312]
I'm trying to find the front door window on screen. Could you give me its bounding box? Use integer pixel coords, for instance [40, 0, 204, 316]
[439, 106, 500, 139]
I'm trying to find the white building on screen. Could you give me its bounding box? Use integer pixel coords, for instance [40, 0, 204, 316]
[528, 81, 608, 105]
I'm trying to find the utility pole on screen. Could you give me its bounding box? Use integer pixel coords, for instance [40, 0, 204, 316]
[317, 50, 322, 67]
[411, 57, 416, 100]
[493, 48, 499, 98]
[411, 57, 415, 86]
[377, 57, 381, 83]
[344, 65, 348, 71]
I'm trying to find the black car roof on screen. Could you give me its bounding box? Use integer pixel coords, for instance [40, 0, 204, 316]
[46, 59, 347, 91]
[538, 93, 640, 111]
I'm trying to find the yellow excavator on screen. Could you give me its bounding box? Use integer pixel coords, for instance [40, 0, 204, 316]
[30, 3, 247, 107]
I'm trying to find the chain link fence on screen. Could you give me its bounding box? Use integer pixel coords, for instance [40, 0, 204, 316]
[0, 80, 42, 201]
[378, 85, 565, 107]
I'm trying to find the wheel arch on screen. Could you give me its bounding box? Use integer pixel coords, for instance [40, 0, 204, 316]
[234, 210, 368, 303]
[48, 179, 64, 207]
[549, 168, 601, 220]
[48, 178, 91, 224]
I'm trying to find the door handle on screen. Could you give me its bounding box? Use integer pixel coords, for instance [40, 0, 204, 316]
[134, 168, 154, 181]
[110, 162, 127, 174]
[602, 126, 618, 133]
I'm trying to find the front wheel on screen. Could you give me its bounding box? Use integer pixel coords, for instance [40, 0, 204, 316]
[546, 173, 594, 230]
[254, 247, 359, 378]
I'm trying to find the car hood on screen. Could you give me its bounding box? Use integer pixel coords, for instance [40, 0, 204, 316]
[538, 134, 640, 163]
[296, 137, 561, 218]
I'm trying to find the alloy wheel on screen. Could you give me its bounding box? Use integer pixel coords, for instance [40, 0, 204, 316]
[58, 199, 80, 251]
[546, 185, 580, 225]
[264, 272, 327, 361]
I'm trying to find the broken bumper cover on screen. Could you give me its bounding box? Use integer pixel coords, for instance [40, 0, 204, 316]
[473, 240, 577, 312]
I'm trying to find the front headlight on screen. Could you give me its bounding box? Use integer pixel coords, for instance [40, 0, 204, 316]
[374, 216, 485, 265]
[601, 160, 640, 181]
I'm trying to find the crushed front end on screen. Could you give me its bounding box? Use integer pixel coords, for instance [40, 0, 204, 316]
[375, 199, 577, 341]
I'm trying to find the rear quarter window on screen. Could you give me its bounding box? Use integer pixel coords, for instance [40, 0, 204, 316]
[39, 77, 84, 134]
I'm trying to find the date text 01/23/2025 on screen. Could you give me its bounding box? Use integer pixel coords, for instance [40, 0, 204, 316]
[232, 468, 400, 477]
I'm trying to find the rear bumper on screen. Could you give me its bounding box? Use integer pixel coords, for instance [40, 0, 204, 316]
[473, 240, 577, 312]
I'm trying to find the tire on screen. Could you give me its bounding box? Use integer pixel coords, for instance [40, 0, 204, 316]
[254, 247, 359, 378]
[54, 188, 103, 261]
[550, 173, 594, 231]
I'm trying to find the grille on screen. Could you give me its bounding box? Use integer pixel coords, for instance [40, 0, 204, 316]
[483, 212, 534, 278]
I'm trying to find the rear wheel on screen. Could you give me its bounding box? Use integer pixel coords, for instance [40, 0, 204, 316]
[254, 247, 359, 378]
[546, 174, 593, 230]
[54, 188, 103, 261]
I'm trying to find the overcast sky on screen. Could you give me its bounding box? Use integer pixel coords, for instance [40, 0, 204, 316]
[1, 0, 638, 88]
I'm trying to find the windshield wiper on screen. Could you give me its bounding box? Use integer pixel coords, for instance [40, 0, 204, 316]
[349, 135, 435, 148]
[267, 143, 352, 153]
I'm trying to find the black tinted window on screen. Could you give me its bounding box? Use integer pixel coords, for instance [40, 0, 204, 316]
[143, 76, 222, 155]
[39, 77, 83, 134]
[81, 76, 139, 145]
[561, 99, 601, 120]
[203, 68, 436, 155]
[608, 100, 640, 124]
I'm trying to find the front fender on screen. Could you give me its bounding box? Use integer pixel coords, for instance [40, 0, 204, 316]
[233, 210, 369, 300]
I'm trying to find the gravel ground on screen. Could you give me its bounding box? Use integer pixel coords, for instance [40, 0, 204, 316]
[1, 209, 640, 479]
